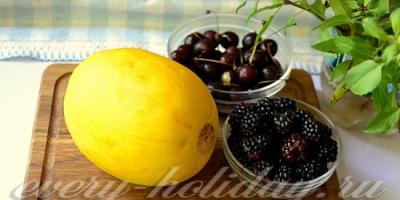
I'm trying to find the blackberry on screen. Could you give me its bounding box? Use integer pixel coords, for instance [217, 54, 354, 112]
[272, 97, 296, 111]
[240, 111, 262, 137]
[242, 134, 272, 160]
[229, 104, 250, 129]
[255, 98, 275, 119]
[249, 160, 273, 175]
[281, 134, 309, 163]
[301, 118, 322, 142]
[228, 135, 253, 167]
[272, 153, 288, 165]
[228, 135, 244, 158]
[296, 160, 327, 181]
[294, 109, 313, 123]
[273, 110, 296, 135]
[272, 164, 297, 183]
[316, 138, 338, 163]
[317, 121, 333, 138]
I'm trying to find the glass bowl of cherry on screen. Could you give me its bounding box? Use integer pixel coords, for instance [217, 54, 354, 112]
[168, 13, 293, 113]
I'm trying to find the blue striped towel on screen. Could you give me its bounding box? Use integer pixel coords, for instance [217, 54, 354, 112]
[0, 0, 323, 73]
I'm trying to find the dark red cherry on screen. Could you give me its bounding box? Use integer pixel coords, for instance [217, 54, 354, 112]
[262, 67, 278, 80]
[242, 32, 258, 50]
[194, 39, 215, 57]
[184, 32, 203, 46]
[243, 49, 268, 68]
[171, 49, 190, 64]
[220, 53, 235, 65]
[199, 62, 220, 81]
[219, 31, 239, 48]
[225, 46, 241, 56]
[258, 39, 278, 56]
[262, 60, 283, 80]
[238, 64, 258, 87]
[212, 50, 223, 60]
[177, 44, 192, 53]
[203, 30, 220, 44]
[270, 59, 283, 75]
[242, 50, 251, 63]
[177, 44, 193, 57]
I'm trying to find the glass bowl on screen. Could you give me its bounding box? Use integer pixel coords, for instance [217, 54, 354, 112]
[222, 98, 341, 199]
[167, 13, 293, 114]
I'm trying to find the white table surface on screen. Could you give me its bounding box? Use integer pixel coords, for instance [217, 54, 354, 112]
[1, 61, 400, 200]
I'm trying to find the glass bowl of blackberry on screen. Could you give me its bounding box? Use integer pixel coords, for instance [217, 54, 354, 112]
[167, 13, 293, 114]
[222, 97, 341, 199]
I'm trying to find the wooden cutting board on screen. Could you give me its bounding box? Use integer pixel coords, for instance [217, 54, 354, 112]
[22, 64, 341, 200]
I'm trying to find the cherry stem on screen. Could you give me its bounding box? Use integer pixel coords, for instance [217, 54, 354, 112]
[194, 32, 203, 39]
[266, 45, 274, 61]
[249, 39, 261, 64]
[193, 57, 233, 67]
[205, 10, 220, 33]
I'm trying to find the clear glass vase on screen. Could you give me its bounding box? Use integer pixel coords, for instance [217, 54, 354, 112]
[319, 57, 376, 129]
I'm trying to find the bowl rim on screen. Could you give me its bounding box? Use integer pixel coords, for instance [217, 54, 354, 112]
[167, 12, 293, 95]
[222, 98, 342, 187]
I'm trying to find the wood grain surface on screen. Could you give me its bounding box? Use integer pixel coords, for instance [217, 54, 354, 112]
[22, 64, 341, 200]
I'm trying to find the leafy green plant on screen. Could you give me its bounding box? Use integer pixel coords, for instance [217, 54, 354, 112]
[237, 0, 400, 134]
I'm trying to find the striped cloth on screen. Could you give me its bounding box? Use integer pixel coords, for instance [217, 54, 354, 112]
[0, 0, 323, 73]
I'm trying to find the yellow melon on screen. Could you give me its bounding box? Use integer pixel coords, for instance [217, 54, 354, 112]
[64, 48, 218, 186]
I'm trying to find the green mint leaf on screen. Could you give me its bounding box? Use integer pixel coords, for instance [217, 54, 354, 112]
[382, 44, 398, 64]
[346, 0, 359, 9]
[397, 54, 400, 65]
[390, 8, 400, 35]
[362, 18, 388, 40]
[368, 0, 389, 17]
[330, 60, 352, 83]
[372, 75, 397, 112]
[390, 0, 400, 11]
[319, 27, 335, 42]
[345, 60, 383, 95]
[313, 15, 352, 30]
[364, 107, 400, 134]
[350, 57, 366, 66]
[236, 0, 247, 14]
[310, 0, 326, 18]
[364, 0, 373, 6]
[312, 39, 337, 52]
[312, 36, 374, 59]
[329, 0, 351, 17]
